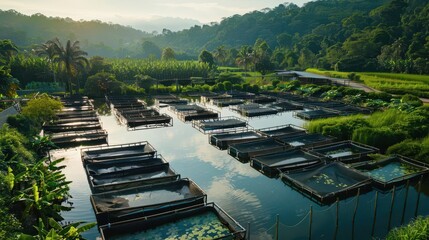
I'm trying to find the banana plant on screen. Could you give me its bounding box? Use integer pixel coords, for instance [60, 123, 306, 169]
[18, 218, 96, 240]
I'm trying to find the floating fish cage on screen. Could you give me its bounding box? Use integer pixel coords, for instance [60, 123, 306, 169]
[335, 105, 372, 115]
[43, 122, 102, 133]
[169, 104, 205, 113]
[227, 91, 255, 99]
[200, 94, 231, 103]
[275, 92, 306, 102]
[81, 141, 157, 164]
[351, 155, 429, 190]
[252, 95, 276, 104]
[53, 116, 100, 124]
[99, 203, 246, 240]
[192, 117, 248, 134]
[111, 102, 145, 109]
[61, 105, 94, 112]
[209, 130, 265, 150]
[269, 101, 303, 112]
[305, 141, 379, 163]
[212, 98, 245, 107]
[303, 101, 347, 109]
[257, 124, 306, 138]
[49, 129, 108, 148]
[177, 109, 219, 122]
[230, 103, 260, 112]
[241, 107, 278, 117]
[124, 114, 173, 130]
[90, 178, 207, 225]
[55, 110, 97, 119]
[295, 109, 340, 120]
[88, 162, 180, 193]
[251, 149, 323, 177]
[85, 155, 168, 176]
[61, 99, 91, 107]
[275, 133, 335, 148]
[280, 162, 372, 204]
[228, 138, 289, 162]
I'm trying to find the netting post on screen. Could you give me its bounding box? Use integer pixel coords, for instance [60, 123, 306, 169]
[414, 178, 422, 217]
[401, 180, 410, 225]
[334, 198, 339, 240]
[351, 188, 360, 240]
[387, 185, 396, 230]
[371, 191, 378, 237]
[247, 222, 250, 240]
[309, 206, 313, 240]
[275, 214, 279, 240]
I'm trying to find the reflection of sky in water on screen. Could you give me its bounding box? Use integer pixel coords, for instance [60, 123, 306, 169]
[52, 102, 429, 240]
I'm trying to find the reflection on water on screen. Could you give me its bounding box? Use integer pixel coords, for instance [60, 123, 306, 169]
[53, 103, 429, 240]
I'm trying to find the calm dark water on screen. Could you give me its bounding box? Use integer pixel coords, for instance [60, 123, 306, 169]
[52, 103, 429, 240]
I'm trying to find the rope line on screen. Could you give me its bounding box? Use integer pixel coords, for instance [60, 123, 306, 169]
[281, 211, 311, 228]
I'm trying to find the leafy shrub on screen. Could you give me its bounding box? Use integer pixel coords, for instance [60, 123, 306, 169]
[216, 72, 243, 84]
[386, 140, 421, 159]
[20, 94, 62, 126]
[352, 127, 406, 152]
[386, 216, 429, 240]
[401, 94, 423, 107]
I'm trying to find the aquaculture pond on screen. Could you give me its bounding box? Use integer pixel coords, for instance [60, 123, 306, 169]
[53, 100, 429, 240]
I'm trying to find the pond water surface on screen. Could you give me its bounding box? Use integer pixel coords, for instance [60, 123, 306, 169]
[53, 102, 429, 240]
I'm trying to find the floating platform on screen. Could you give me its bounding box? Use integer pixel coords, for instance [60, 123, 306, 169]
[125, 114, 173, 130]
[212, 98, 245, 107]
[257, 124, 306, 138]
[252, 95, 276, 104]
[228, 138, 289, 162]
[269, 101, 303, 112]
[53, 116, 100, 124]
[169, 104, 205, 113]
[295, 109, 340, 120]
[90, 178, 207, 225]
[276, 133, 335, 148]
[209, 130, 265, 150]
[305, 141, 379, 163]
[81, 142, 157, 164]
[251, 149, 323, 177]
[49, 129, 107, 148]
[177, 109, 219, 122]
[192, 117, 247, 134]
[241, 107, 278, 117]
[281, 162, 372, 204]
[55, 110, 97, 119]
[352, 155, 429, 189]
[85, 155, 167, 176]
[43, 122, 102, 133]
[99, 203, 246, 240]
[61, 106, 94, 112]
[88, 163, 180, 193]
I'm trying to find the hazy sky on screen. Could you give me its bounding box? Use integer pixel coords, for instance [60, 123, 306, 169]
[1, 0, 311, 27]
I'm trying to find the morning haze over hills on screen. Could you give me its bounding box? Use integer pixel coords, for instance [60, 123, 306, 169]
[1, 0, 429, 73]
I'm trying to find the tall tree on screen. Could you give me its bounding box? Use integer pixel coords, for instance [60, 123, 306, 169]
[47, 38, 89, 94]
[235, 46, 254, 71]
[199, 50, 214, 67]
[34, 41, 58, 82]
[161, 47, 176, 61]
[213, 45, 227, 66]
[0, 39, 18, 64]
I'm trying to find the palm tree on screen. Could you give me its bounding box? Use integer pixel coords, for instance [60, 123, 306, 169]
[34, 41, 58, 83]
[0, 39, 18, 65]
[213, 45, 227, 66]
[47, 38, 89, 95]
[235, 46, 254, 71]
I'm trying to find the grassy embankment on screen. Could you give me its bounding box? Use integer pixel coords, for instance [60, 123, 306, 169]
[306, 68, 429, 98]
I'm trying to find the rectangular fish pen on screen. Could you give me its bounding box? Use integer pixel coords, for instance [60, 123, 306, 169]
[99, 202, 246, 240]
[305, 141, 379, 163]
[280, 162, 372, 204]
[125, 114, 173, 130]
[251, 149, 323, 177]
[169, 104, 205, 113]
[228, 138, 289, 162]
[212, 98, 245, 107]
[294, 109, 340, 120]
[177, 109, 219, 122]
[351, 155, 429, 190]
[81, 141, 157, 164]
[43, 122, 102, 133]
[53, 116, 100, 124]
[88, 163, 180, 193]
[209, 130, 265, 150]
[241, 107, 278, 117]
[275, 133, 335, 148]
[55, 110, 97, 119]
[49, 129, 108, 148]
[192, 116, 248, 134]
[269, 101, 303, 112]
[90, 178, 207, 225]
[257, 124, 306, 138]
[85, 155, 168, 176]
[252, 95, 277, 104]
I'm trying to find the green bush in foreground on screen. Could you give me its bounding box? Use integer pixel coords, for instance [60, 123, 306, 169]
[386, 216, 429, 240]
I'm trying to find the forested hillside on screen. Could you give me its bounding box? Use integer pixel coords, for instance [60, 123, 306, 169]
[0, 9, 150, 57]
[2, 0, 429, 73]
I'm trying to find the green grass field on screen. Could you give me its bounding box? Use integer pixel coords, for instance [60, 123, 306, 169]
[307, 68, 429, 98]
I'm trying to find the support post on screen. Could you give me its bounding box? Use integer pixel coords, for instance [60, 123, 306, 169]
[388, 186, 396, 230]
[309, 206, 313, 240]
[352, 188, 361, 240]
[275, 214, 279, 240]
[247, 222, 250, 240]
[371, 191, 379, 237]
[415, 179, 422, 217]
[401, 180, 410, 225]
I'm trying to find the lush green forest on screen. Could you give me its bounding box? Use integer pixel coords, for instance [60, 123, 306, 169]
[2, 0, 429, 73]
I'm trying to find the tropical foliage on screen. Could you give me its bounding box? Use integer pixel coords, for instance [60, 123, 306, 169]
[386, 216, 429, 240]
